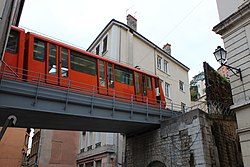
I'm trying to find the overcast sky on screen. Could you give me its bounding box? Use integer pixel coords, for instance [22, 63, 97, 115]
[19, 0, 223, 80]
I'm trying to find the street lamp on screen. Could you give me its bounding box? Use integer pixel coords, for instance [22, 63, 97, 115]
[213, 46, 242, 81]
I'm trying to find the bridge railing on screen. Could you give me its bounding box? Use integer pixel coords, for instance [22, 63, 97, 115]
[0, 62, 182, 118]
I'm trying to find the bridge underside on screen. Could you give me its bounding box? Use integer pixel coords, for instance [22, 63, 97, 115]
[0, 78, 177, 134]
[0, 107, 160, 134]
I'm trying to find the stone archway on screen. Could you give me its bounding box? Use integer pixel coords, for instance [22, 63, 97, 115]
[147, 161, 166, 167]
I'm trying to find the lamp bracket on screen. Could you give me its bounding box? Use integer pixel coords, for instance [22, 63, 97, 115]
[221, 63, 242, 81]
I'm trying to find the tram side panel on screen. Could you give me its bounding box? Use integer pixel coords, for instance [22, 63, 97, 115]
[1, 26, 25, 79]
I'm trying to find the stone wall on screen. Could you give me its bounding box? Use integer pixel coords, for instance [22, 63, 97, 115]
[125, 109, 242, 167]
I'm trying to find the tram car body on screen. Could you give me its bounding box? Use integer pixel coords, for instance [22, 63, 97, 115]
[1, 26, 166, 107]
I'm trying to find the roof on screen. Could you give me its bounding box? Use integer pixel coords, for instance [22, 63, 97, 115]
[87, 19, 190, 71]
[213, 1, 250, 35]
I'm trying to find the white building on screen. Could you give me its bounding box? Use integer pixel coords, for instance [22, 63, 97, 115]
[88, 15, 191, 110]
[77, 132, 123, 167]
[77, 16, 191, 167]
[213, 0, 250, 166]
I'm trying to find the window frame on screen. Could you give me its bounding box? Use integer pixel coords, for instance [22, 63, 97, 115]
[114, 65, 134, 85]
[96, 44, 100, 55]
[157, 55, 162, 70]
[179, 80, 184, 92]
[6, 30, 19, 54]
[163, 59, 169, 73]
[33, 38, 46, 62]
[165, 82, 170, 99]
[102, 35, 108, 55]
[70, 50, 97, 76]
[181, 102, 186, 113]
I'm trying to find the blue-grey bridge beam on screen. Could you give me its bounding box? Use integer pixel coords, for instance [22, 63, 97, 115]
[0, 78, 177, 134]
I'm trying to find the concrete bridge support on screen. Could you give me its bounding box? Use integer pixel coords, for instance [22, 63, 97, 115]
[125, 109, 243, 167]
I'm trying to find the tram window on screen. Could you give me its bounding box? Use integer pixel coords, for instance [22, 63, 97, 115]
[135, 72, 140, 94]
[115, 65, 134, 85]
[155, 78, 161, 103]
[33, 38, 45, 62]
[6, 30, 19, 54]
[70, 51, 96, 76]
[142, 75, 147, 96]
[147, 76, 152, 90]
[108, 63, 114, 88]
[49, 44, 56, 74]
[61, 48, 68, 77]
[99, 60, 106, 87]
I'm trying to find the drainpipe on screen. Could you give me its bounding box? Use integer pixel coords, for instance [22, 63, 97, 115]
[154, 48, 156, 75]
[119, 26, 122, 63]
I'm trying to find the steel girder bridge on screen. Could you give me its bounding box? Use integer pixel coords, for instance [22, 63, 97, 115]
[0, 67, 180, 139]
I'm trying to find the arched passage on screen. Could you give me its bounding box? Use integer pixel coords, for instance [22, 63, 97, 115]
[147, 161, 166, 167]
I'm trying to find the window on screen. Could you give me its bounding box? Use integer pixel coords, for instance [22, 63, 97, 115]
[135, 72, 141, 94]
[108, 63, 114, 88]
[157, 56, 162, 69]
[6, 30, 19, 54]
[155, 78, 160, 102]
[99, 60, 106, 87]
[179, 80, 184, 92]
[165, 82, 170, 98]
[160, 79, 164, 92]
[163, 60, 168, 73]
[102, 35, 108, 54]
[115, 65, 134, 85]
[61, 48, 68, 77]
[95, 132, 101, 144]
[96, 45, 100, 55]
[142, 75, 147, 96]
[86, 162, 94, 167]
[87, 132, 93, 146]
[49, 44, 56, 74]
[96, 160, 102, 167]
[181, 102, 186, 113]
[33, 38, 45, 62]
[147, 76, 152, 90]
[70, 51, 97, 76]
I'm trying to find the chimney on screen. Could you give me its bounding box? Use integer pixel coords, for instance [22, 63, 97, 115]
[163, 43, 171, 55]
[127, 14, 137, 31]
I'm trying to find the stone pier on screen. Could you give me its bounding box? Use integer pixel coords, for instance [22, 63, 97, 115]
[125, 109, 243, 167]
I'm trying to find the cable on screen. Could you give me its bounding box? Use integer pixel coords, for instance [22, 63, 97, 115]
[134, 0, 206, 66]
[157, 0, 206, 45]
[19, 25, 86, 50]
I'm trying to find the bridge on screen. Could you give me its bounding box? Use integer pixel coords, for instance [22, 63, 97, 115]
[0, 66, 180, 136]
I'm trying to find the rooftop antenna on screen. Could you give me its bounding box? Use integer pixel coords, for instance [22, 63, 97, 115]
[126, 5, 134, 16]
[134, 11, 137, 17]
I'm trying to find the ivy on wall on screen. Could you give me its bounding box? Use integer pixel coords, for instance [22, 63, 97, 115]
[203, 62, 233, 109]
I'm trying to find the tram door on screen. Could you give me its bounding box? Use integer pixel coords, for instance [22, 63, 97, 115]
[107, 63, 115, 96]
[98, 60, 107, 95]
[98, 61, 115, 96]
[46, 45, 69, 86]
[59, 47, 69, 87]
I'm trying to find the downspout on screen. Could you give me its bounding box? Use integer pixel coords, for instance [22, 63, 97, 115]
[119, 26, 122, 63]
[154, 48, 156, 75]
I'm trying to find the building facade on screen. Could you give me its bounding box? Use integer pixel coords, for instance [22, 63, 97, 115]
[0, 128, 30, 167]
[28, 129, 80, 167]
[213, 0, 250, 166]
[76, 132, 124, 167]
[87, 15, 191, 110]
[77, 16, 191, 167]
[217, 65, 229, 79]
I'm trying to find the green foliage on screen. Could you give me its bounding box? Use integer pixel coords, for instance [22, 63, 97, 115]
[204, 62, 233, 107]
[190, 86, 198, 101]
